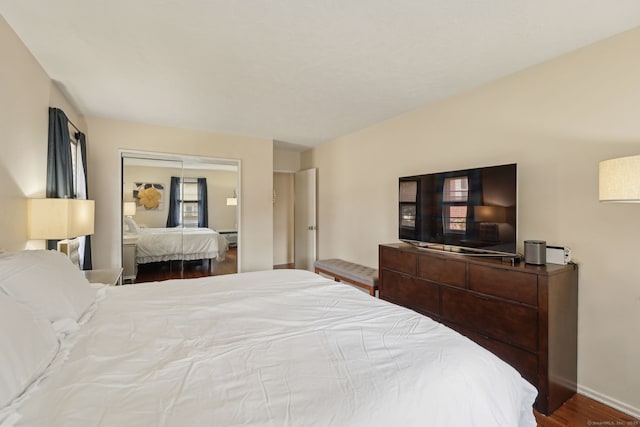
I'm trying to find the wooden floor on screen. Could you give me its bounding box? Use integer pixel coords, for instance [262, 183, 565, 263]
[133, 261, 638, 426]
[535, 394, 638, 426]
[135, 247, 237, 283]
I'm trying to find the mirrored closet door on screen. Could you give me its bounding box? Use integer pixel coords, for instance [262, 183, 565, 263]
[121, 151, 240, 283]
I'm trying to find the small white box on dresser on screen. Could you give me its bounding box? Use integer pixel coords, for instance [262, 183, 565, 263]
[546, 246, 571, 265]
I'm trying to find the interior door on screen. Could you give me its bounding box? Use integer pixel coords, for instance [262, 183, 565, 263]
[294, 168, 317, 270]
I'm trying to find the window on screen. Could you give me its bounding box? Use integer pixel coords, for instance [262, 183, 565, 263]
[442, 176, 468, 233]
[180, 179, 199, 227]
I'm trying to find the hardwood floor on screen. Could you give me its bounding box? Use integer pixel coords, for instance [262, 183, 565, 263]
[135, 247, 237, 283]
[273, 262, 295, 269]
[535, 394, 639, 427]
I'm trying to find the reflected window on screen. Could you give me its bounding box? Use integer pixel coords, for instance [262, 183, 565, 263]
[180, 179, 199, 227]
[443, 176, 468, 233]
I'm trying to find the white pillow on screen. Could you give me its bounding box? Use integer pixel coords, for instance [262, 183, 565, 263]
[123, 216, 140, 233]
[0, 250, 97, 323]
[0, 293, 59, 408]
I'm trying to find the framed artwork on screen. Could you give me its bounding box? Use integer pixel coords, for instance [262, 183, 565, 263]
[133, 182, 165, 210]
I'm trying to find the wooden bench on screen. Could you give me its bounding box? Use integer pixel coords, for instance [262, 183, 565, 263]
[314, 259, 379, 296]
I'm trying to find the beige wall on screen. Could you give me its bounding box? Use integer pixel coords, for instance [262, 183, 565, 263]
[274, 148, 301, 172]
[123, 165, 237, 230]
[304, 28, 640, 416]
[0, 16, 86, 252]
[86, 117, 273, 272]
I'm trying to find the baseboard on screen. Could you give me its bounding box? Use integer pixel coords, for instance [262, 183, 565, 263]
[578, 384, 640, 419]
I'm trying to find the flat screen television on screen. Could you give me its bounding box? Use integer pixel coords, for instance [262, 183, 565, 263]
[399, 163, 517, 256]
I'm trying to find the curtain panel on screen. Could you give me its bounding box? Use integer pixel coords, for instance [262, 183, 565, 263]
[45, 107, 92, 269]
[166, 176, 181, 227]
[197, 178, 208, 228]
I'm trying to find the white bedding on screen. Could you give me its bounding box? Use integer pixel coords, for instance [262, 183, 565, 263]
[129, 227, 228, 264]
[11, 270, 537, 427]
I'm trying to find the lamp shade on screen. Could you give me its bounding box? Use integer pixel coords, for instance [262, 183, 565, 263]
[226, 197, 238, 206]
[28, 198, 95, 239]
[123, 201, 136, 216]
[474, 205, 507, 222]
[599, 155, 640, 203]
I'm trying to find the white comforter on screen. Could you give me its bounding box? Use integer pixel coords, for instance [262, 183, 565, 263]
[130, 227, 228, 264]
[14, 270, 537, 426]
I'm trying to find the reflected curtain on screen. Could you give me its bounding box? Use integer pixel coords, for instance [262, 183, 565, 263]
[166, 176, 181, 227]
[197, 178, 208, 228]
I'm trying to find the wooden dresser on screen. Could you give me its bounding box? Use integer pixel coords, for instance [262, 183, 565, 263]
[379, 243, 578, 415]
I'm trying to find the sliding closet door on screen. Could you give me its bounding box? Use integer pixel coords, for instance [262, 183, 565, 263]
[122, 155, 185, 281]
[121, 152, 240, 283]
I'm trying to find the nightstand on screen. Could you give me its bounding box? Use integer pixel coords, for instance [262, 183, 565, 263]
[122, 237, 138, 283]
[83, 268, 123, 286]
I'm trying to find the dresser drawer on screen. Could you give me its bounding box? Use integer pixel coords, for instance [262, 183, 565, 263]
[441, 287, 538, 352]
[380, 269, 439, 316]
[379, 246, 416, 275]
[469, 264, 538, 306]
[418, 254, 466, 288]
[446, 322, 538, 385]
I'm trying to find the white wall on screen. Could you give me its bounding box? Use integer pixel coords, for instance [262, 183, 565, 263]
[86, 117, 273, 272]
[303, 27, 640, 416]
[0, 16, 86, 252]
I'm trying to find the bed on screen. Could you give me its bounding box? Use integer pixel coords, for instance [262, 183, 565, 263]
[123, 217, 228, 264]
[0, 250, 537, 427]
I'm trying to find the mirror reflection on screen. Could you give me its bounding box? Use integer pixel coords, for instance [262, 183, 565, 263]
[121, 153, 239, 283]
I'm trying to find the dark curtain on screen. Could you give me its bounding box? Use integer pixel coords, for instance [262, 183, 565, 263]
[197, 178, 208, 228]
[46, 108, 73, 198]
[46, 108, 93, 269]
[46, 108, 74, 251]
[77, 132, 93, 270]
[166, 176, 181, 227]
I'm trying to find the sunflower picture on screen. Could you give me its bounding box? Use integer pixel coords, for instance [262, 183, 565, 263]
[133, 183, 164, 210]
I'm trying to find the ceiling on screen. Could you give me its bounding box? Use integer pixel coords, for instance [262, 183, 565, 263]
[2, 1, 640, 149]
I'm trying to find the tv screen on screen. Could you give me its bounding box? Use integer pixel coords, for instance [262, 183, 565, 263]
[399, 163, 517, 255]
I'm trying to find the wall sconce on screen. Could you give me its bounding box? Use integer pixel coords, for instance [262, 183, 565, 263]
[599, 155, 640, 202]
[226, 190, 238, 206]
[28, 198, 95, 264]
[123, 201, 137, 216]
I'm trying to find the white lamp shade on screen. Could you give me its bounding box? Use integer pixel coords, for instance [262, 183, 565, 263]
[123, 201, 137, 216]
[599, 155, 640, 202]
[28, 198, 95, 239]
